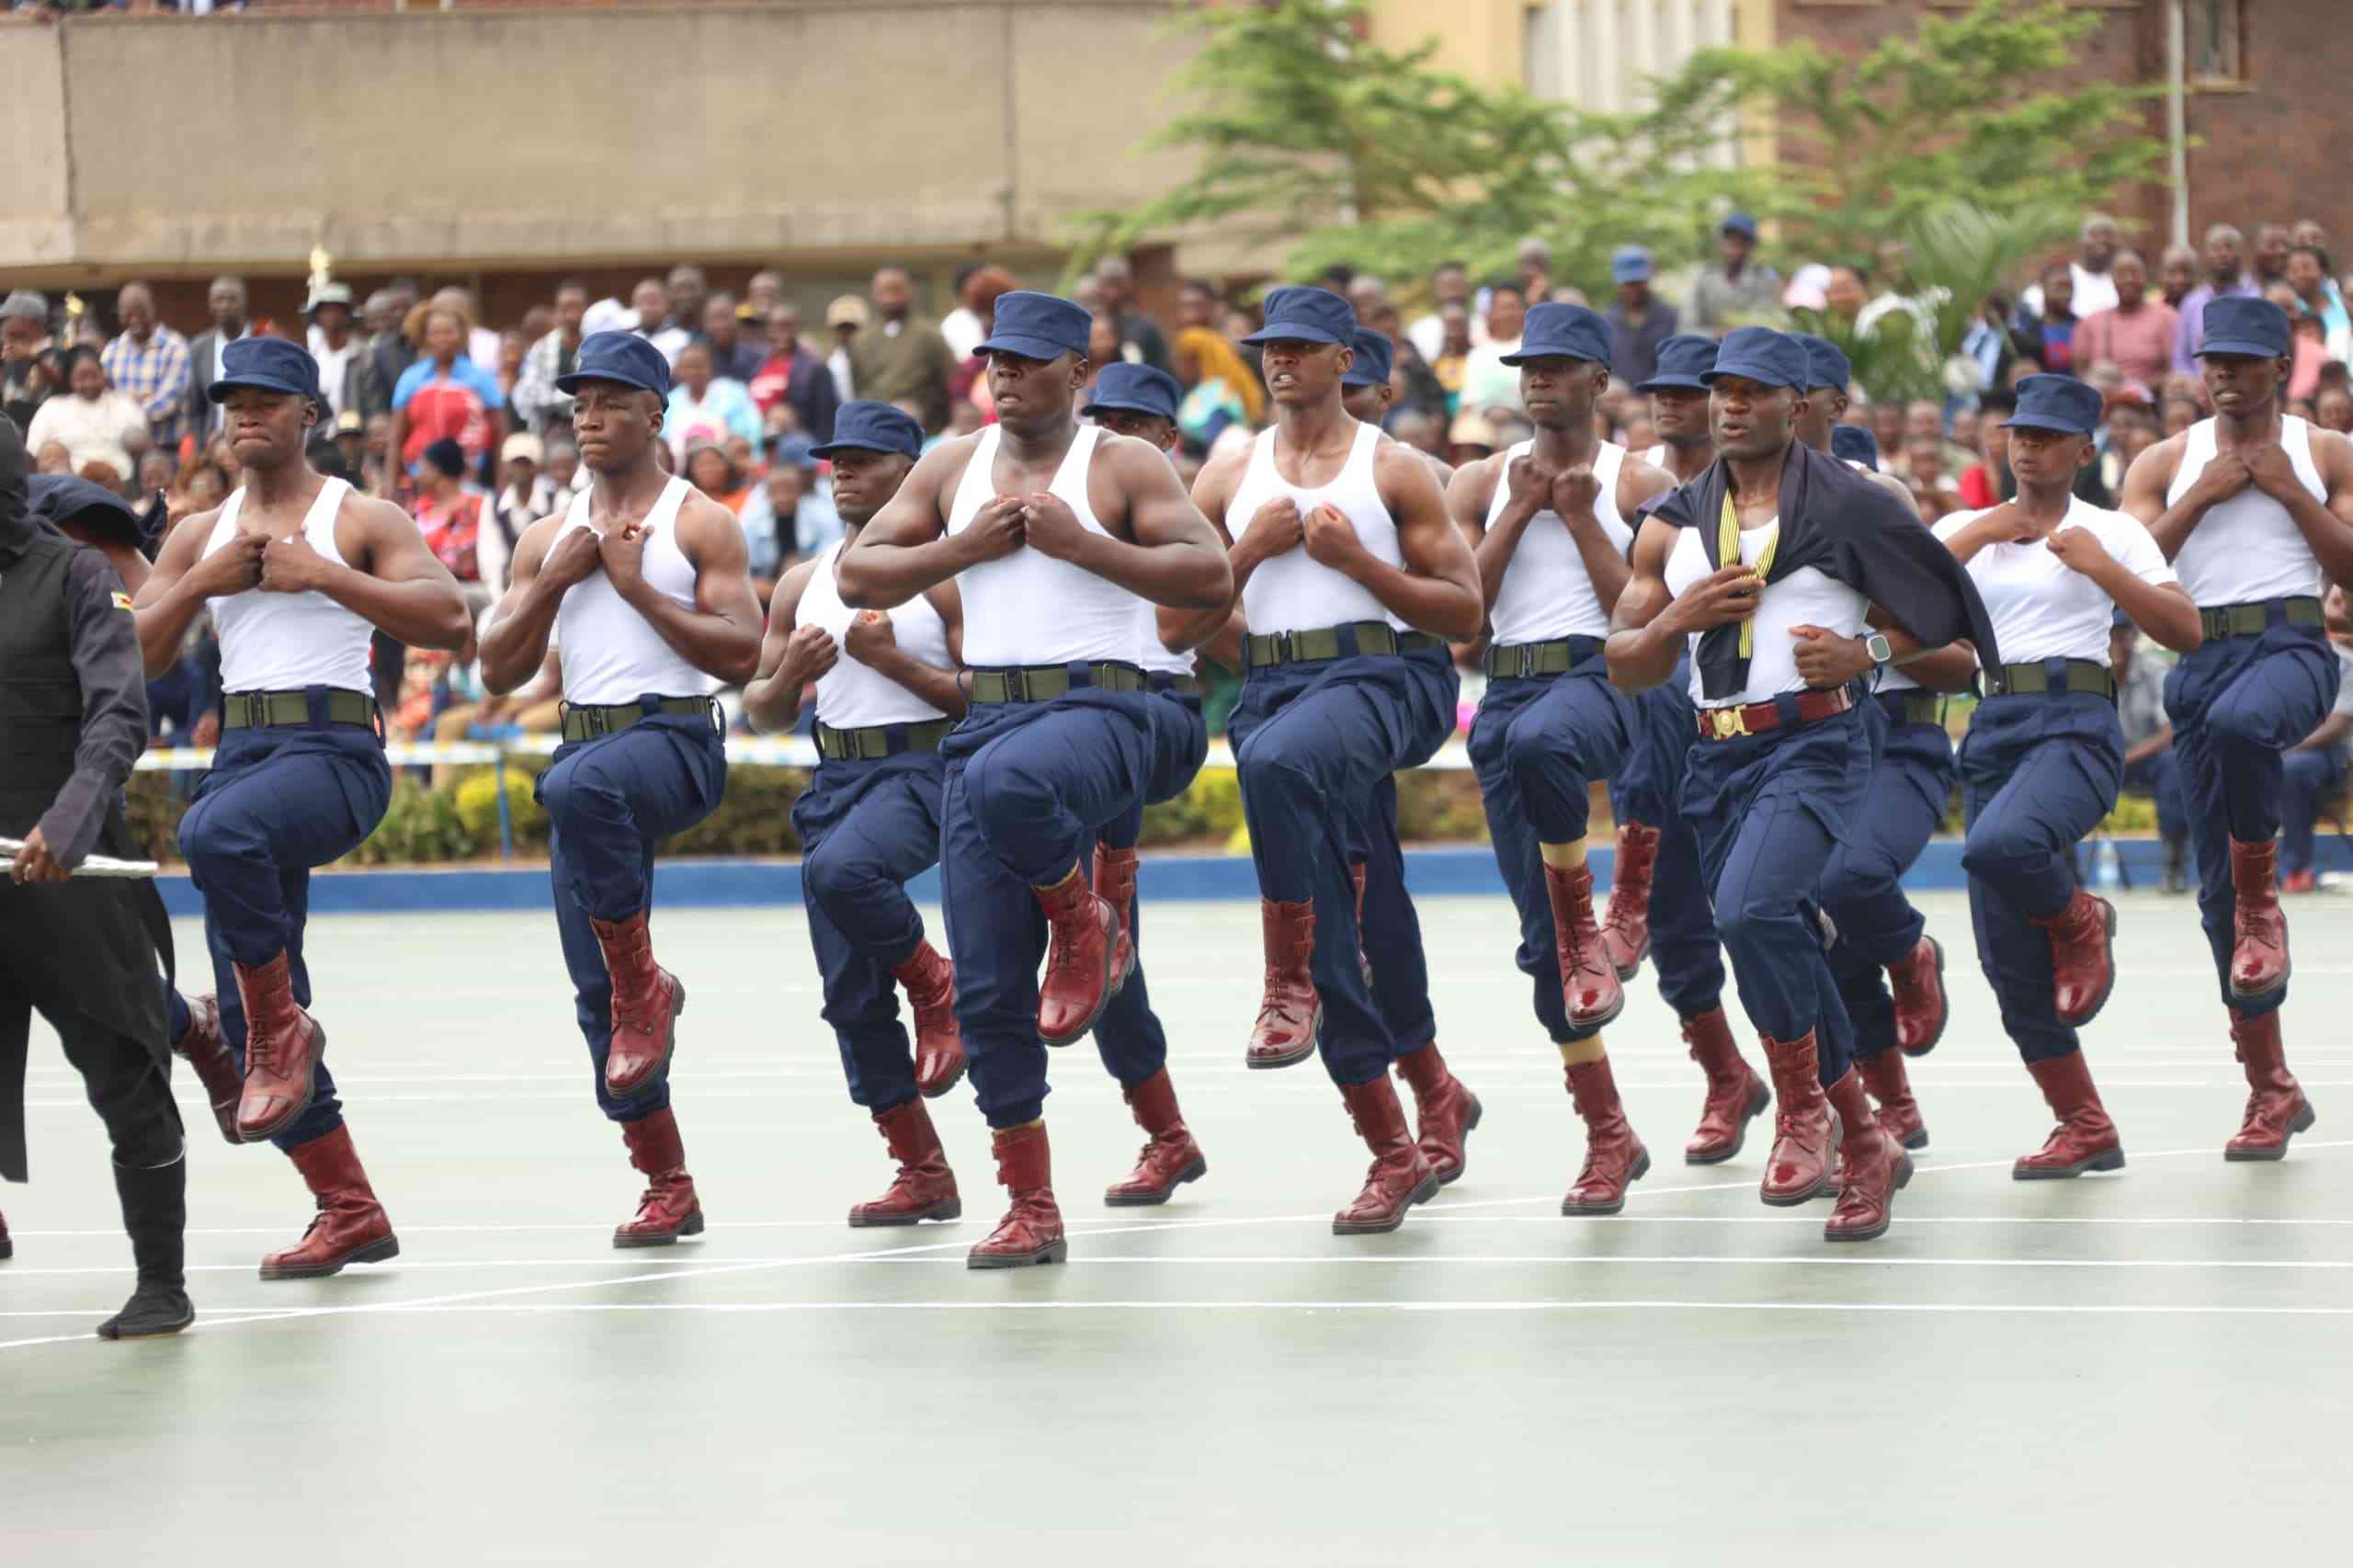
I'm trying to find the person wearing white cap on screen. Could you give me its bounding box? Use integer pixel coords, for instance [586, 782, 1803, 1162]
[305, 282, 361, 425]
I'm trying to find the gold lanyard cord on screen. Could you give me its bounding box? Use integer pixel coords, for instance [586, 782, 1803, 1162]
[1716, 493, 1779, 658]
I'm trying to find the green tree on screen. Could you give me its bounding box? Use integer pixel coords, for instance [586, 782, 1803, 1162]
[1077, 0, 2164, 312]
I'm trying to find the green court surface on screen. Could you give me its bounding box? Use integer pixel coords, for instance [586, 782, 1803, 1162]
[5, 892, 2348, 1563]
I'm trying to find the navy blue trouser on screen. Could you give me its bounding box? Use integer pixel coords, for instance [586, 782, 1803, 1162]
[1680, 701, 1868, 1087]
[1608, 658, 1732, 1022]
[2163, 614, 2339, 1017]
[1230, 646, 1458, 1085]
[1819, 692, 1956, 1062]
[1469, 651, 1632, 1042]
[1089, 687, 1211, 1089]
[2279, 747, 2345, 875]
[177, 709, 392, 1153]
[1958, 689, 2123, 1062]
[536, 709, 727, 1123]
[940, 683, 1154, 1129]
[791, 744, 945, 1115]
[2120, 747, 2188, 844]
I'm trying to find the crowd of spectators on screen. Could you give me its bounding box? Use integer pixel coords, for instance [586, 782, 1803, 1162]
[8, 205, 2353, 878]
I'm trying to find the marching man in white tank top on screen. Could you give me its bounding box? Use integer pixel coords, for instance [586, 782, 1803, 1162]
[1187, 287, 1484, 1237]
[742, 403, 971, 1229]
[1073, 363, 1214, 1208]
[478, 333, 762, 1245]
[133, 337, 470, 1278]
[1449, 303, 1722, 1214]
[839, 293, 1231, 1267]
[1608, 328, 2000, 1244]
[2120, 295, 2353, 1160]
[1787, 335, 1977, 1175]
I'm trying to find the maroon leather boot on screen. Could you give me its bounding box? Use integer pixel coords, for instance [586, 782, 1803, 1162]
[1561, 1056, 1651, 1214]
[2225, 1010, 2317, 1160]
[614, 1107, 703, 1247]
[170, 993, 242, 1145]
[1757, 1031, 1836, 1205]
[588, 909, 686, 1096]
[1033, 866, 1125, 1046]
[1682, 1007, 1770, 1164]
[1394, 1041, 1482, 1187]
[232, 951, 323, 1144]
[1541, 860, 1623, 1028]
[1600, 822, 1660, 979]
[1824, 1072, 1911, 1243]
[969, 1122, 1066, 1267]
[1886, 936, 1949, 1056]
[891, 940, 966, 1099]
[1105, 1069, 1208, 1206]
[1857, 1049, 1928, 1151]
[848, 1097, 961, 1226]
[1333, 1076, 1441, 1234]
[2029, 889, 2116, 1028]
[1246, 898, 1321, 1069]
[2014, 1051, 2125, 1178]
[2228, 838, 2290, 1001]
[258, 1125, 400, 1278]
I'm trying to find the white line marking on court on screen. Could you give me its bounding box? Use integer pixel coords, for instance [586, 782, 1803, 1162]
[176, 1300, 2353, 1318]
[4, 1139, 2341, 1353]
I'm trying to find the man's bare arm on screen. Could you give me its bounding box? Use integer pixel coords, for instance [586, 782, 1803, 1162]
[1316, 443, 1482, 639]
[611, 495, 762, 686]
[741, 559, 822, 733]
[1027, 437, 1233, 610]
[479, 517, 569, 695]
[836, 439, 982, 608]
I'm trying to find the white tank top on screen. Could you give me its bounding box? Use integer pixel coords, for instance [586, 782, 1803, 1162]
[1663, 517, 1868, 709]
[948, 425, 1140, 667]
[554, 476, 720, 704]
[1486, 439, 1631, 644]
[801, 538, 951, 729]
[1134, 600, 1197, 676]
[1231, 420, 1405, 635]
[206, 477, 373, 696]
[1640, 444, 1669, 469]
[2166, 415, 2326, 605]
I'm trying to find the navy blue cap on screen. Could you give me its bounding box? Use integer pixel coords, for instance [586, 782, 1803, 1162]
[1790, 333, 1852, 394]
[28, 473, 158, 548]
[557, 331, 672, 398]
[1829, 424, 1881, 468]
[1636, 334, 1718, 392]
[1083, 363, 1184, 422]
[206, 336, 323, 405]
[974, 290, 1092, 362]
[1612, 245, 1654, 285]
[811, 400, 925, 460]
[2200, 295, 2292, 359]
[1241, 285, 1357, 347]
[1500, 302, 1610, 367]
[1701, 327, 1808, 391]
[1722, 212, 1758, 240]
[1344, 329, 1394, 389]
[773, 433, 821, 471]
[2006, 373, 2104, 437]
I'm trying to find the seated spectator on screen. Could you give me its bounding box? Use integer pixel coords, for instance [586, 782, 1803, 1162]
[665, 341, 761, 464]
[748, 304, 842, 444]
[2317, 386, 2353, 436]
[1094, 256, 1173, 374]
[1172, 324, 1261, 457]
[1956, 388, 2013, 508]
[26, 346, 146, 484]
[408, 436, 496, 595]
[2280, 586, 2353, 892]
[513, 279, 587, 436]
[543, 437, 582, 511]
[1448, 410, 1497, 468]
[1904, 398, 1974, 478]
[390, 303, 506, 485]
[1459, 280, 1528, 415]
[491, 432, 551, 575]
[703, 293, 766, 383]
[2113, 611, 2189, 892]
[685, 440, 754, 514]
[2074, 251, 2177, 394]
[1901, 437, 1962, 520]
[2011, 262, 2080, 373]
[2, 289, 60, 432]
[2284, 244, 2352, 362]
[100, 281, 190, 448]
[2159, 396, 2202, 437]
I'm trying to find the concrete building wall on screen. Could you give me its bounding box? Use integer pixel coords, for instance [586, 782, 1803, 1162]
[2, 2, 1198, 287]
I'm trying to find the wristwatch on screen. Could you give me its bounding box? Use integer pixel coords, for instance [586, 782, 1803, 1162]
[1863, 631, 1893, 667]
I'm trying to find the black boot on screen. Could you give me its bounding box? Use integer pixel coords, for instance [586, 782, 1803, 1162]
[97, 1153, 194, 1341]
[2162, 835, 2189, 896]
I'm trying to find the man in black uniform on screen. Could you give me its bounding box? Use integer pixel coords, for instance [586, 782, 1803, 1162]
[0, 416, 192, 1338]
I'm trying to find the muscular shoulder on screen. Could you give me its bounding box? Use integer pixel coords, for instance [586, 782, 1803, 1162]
[339, 489, 424, 540]
[911, 428, 988, 494]
[2125, 432, 2188, 492]
[1617, 453, 1676, 512]
[1191, 438, 1253, 509]
[1450, 449, 1508, 510]
[2307, 426, 2353, 480]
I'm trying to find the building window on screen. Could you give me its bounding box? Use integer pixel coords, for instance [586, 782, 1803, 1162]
[2189, 0, 2244, 85]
